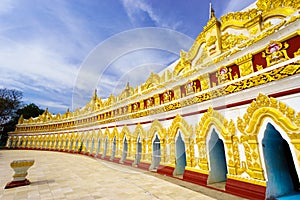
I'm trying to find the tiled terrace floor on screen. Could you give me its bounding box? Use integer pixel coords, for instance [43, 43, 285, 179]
[0, 150, 244, 200]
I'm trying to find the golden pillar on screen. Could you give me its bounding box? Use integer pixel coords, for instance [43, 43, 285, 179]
[147, 139, 152, 162]
[141, 139, 147, 161]
[169, 140, 175, 165]
[160, 139, 166, 164]
[132, 138, 137, 160]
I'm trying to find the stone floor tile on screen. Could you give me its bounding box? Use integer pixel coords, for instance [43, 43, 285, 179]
[0, 150, 245, 200]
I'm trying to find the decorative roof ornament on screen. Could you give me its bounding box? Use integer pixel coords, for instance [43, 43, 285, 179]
[92, 89, 98, 101]
[209, 0, 216, 19]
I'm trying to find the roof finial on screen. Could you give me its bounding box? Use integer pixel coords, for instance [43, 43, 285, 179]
[209, 0, 215, 19]
[126, 82, 130, 89]
[93, 89, 97, 100]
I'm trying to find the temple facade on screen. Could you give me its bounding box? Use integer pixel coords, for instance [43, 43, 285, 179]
[6, 0, 300, 199]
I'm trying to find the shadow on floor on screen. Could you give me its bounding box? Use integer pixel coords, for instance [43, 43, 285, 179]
[30, 179, 55, 186]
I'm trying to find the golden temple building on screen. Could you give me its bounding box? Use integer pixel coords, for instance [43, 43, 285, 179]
[6, 0, 300, 199]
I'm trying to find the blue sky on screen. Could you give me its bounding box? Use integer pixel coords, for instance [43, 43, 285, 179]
[0, 0, 256, 114]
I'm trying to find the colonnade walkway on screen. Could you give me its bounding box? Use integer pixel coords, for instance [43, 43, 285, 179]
[0, 150, 244, 200]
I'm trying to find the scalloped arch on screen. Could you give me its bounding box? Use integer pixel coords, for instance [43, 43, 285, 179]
[238, 93, 300, 136]
[120, 126, 131, 140]
[133, 123, 146, 139]
[169, 114, 193, 139]
[243, 107, 299, 136]
[97, 129, 102, 138]
[148, 120, 166, 140]
[110, 127, 119, 139]
[197, 107, 234, 141]
[104, 128, 110, 139]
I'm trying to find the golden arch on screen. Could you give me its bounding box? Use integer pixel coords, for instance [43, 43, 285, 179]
[197, 107, 235, 141]
[148, 120, 166, 140]
[238, 93, 300, 136]
[110, 127, 119, 140]
[103, 128, 110, 139]
[238, 93, 300, 180]
[168, 114, 193, 139]
[96, 129, 102, 139]
[239, 108, 299, 136]
[142, 73, 160, 90]
[91, 129, 97, 139]
[196, 107, 238, 174]
[120, 126, 131, 141]
[133, 123, 146, 140]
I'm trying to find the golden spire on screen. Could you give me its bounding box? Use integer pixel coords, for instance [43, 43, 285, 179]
[93, 89, 97, 100]
[125, 82, 130, 90]
[209, 0, 216, 19]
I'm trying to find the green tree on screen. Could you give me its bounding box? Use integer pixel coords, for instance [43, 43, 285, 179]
[0, 88, 23, 146]
[1, 103, 45, 146]
[0, 88, 23, 125]
[16, 103, 45, 120]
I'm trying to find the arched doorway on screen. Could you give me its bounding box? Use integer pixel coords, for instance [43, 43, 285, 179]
[263, 123, 300, 199]
[25, 139, 28, 148]
[102, 137, 108, 158]
[207, 129, 227, 185]
[121, 137, 128, 163]
[150, 134, 161, 171]
[60, 139, 64, 150]
[18, 139, 23, 147]
[85, 138, 89, 153]
[96, 138, 100, 156]
[134, 136, 142, 165]
[110, 137, 117, 160]
[75, 139, 79, 151]
[173, 131, 186, 176]
[90, 138, 95, 154]
[65, 139, 69, 150]
[69, 139, 73, 151]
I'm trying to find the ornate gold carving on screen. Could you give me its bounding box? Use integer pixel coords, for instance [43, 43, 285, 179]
[186, 32, 206, 62]
[262, 21, 272, 30]
[164, 102, 181, 112]
[221, 33, 248, 52]
[220, 9, 260, 31]
[196, 107, 239, 174]
[256, 0, 298, 20]
[173, 51, 192, 77]
[217, 66, 233, 84]
[236, 54, 254, 76]
[133, 123, 146, 139]
[206, 35, 217, 56]
[118, 82, 135, 101]
[168, 115, 193, 139]
[168, 115, 194, 167]
[262, 41, 290, 67]
[256, 65, 264, 71]
[294, 48, 300, 57]
[148, 120, 166, 140]
[238, 93, 300, 136]
[237, 93, 300, 180]
[120, 126, 130, 141]
[141, 73, 160, 91]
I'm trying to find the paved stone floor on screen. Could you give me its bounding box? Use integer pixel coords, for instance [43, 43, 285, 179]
[0, 150, 245, 200]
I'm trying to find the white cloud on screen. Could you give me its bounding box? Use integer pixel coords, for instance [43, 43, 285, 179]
[0, 38, 77, 90]
[72, 27, 194, 109]
[221, 0, 257, 16]
[121, 0, 181, 29]
[0, 0, 14, 15]
[0, 1, 99, 113]
[35, 99, 69, 111]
